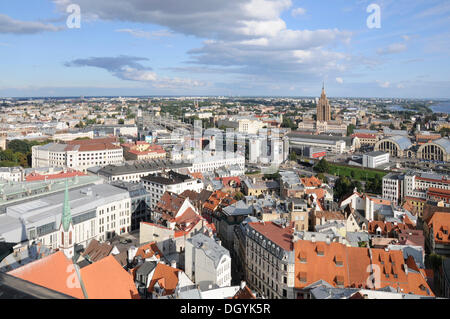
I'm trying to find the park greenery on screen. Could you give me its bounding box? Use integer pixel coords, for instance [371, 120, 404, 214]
[0, 139, 52, 168]
[314, 158, 386, 199]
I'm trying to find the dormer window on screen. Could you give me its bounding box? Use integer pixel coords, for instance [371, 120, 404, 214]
[335, 255, 343, 267]
[316, 245, 325, 256]
[299, 251, 307, 263]
[299, 272, 307, 283]
[335, 276, 344, 286]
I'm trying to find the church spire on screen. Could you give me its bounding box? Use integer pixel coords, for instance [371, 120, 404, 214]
[61, 179, 72, 232]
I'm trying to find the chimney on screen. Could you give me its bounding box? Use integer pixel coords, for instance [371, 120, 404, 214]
[326, 235, 330, 245]
[403, 264, 408, 276]
[240, 281, 246, 290]
[171, 260, 177, 269]
[311, 234, 316, 243]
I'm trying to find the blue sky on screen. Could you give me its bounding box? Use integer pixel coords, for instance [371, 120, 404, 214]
[0, 0, 449, 98]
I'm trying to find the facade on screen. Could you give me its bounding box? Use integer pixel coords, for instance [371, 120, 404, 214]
[94, 160, 193, 183]
[32, 137, 123, 172]
[0, 167, 23, 182]
[362, 151, 390, 168]
[417, 138, 450, 162]
[217, 117, 265, 134]
[351, 133, 379, 147]
[141, 171, 204, 211]
[288, 132, 356, 154]
[190, 151, 245, 173]
[185, 233, 231, 291]
[111, 181, 151, 231]
[0, 183, 134, 249]
[374, 136, 413, 158]
[244, 220, 296, 299]
[382, 173, 404, 206]
[383, 171, 450, 208]
[122, 141, 166, 161]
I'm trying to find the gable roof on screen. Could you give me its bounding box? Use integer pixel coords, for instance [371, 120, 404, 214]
[7, 251, 85, 299]
[82, 239, 113, 263]
[80, 255, 139, 299]
[428, 212, 450, 245]
[294, 240, 434, 296]
[148, 263, 180, 296]
[8, 251, 140, 299]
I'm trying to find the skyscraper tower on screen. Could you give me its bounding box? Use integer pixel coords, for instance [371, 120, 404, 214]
[316, 82, 331, 123]
[59, 179, 74, 259]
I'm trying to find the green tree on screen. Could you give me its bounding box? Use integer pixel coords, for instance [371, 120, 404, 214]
[317, 173, 328, 184]
[234, 191, 245, 201]
[334, 176, 362, 201]
[7, 140, 31, 154]
[314, 158, 330, 173]
[347, 124, 356, 136]
[365, 174, 383, 194]
[118, 119, 125, 125]
[289, 151, 297, 161]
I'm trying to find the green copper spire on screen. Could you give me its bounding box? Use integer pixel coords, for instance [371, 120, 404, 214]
[61, 179, 72, 232]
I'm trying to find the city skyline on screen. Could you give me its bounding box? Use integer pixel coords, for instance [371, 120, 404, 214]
[1, 1, 450, 98]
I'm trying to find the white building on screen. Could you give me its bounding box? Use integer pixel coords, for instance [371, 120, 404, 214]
[0, 183, 134, 251]
[141, 171, 204, 209]
[218, 117, 265, 135]
[52, 130, 94, 142]
[32, 138, 123, 172]
[383, 171, 450, 205]
[248, 135, 289, 165]
[185, 233, 231, 291]
[190, 151, 245, 173]
[362, 151, 390, 168]
[382, 173, 404, 206]
[0, 167, 24, 182]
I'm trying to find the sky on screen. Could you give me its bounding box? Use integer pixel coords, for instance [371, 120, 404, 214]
[0, 0, 450, 98]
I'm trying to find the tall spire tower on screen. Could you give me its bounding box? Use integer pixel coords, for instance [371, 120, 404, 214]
[59, 179, 74, 259]
[317, 83, 331, 123]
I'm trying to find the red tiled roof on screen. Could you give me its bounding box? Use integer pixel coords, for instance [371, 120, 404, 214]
[148, 263, 180, 296]
[294, 241, 434, 296]
[248, 221, 294, 251]
[7, 251, 85, 299]
[80, 255, 139, 299]
[428, 212, 450, 245]
[25, 170, 86, 181]
[135, 242, 162, 260]
[301, 176, 322, 188]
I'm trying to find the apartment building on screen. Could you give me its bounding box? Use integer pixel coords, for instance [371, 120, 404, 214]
[244, 220, 296, 299]
[383, 173, 404, 206]
[32, 137, 123, 172]
[94, 160, 193, 183]
[141, 170, 204, 212]
[383, 172, 450, 207]
[190, 151, 245, 173]
[185, 233, 232, 291]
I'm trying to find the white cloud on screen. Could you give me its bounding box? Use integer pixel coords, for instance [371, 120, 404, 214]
[53, 0, 356, 89]
[377, 80, 390, 88]
[291, 7, 306, 17]
[336, 77, 344, 84]
[377, 42, 407, 55]
[65, 55, 205, 89]
[0, 14, 62, 34]
[115, 28, 174, 39]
